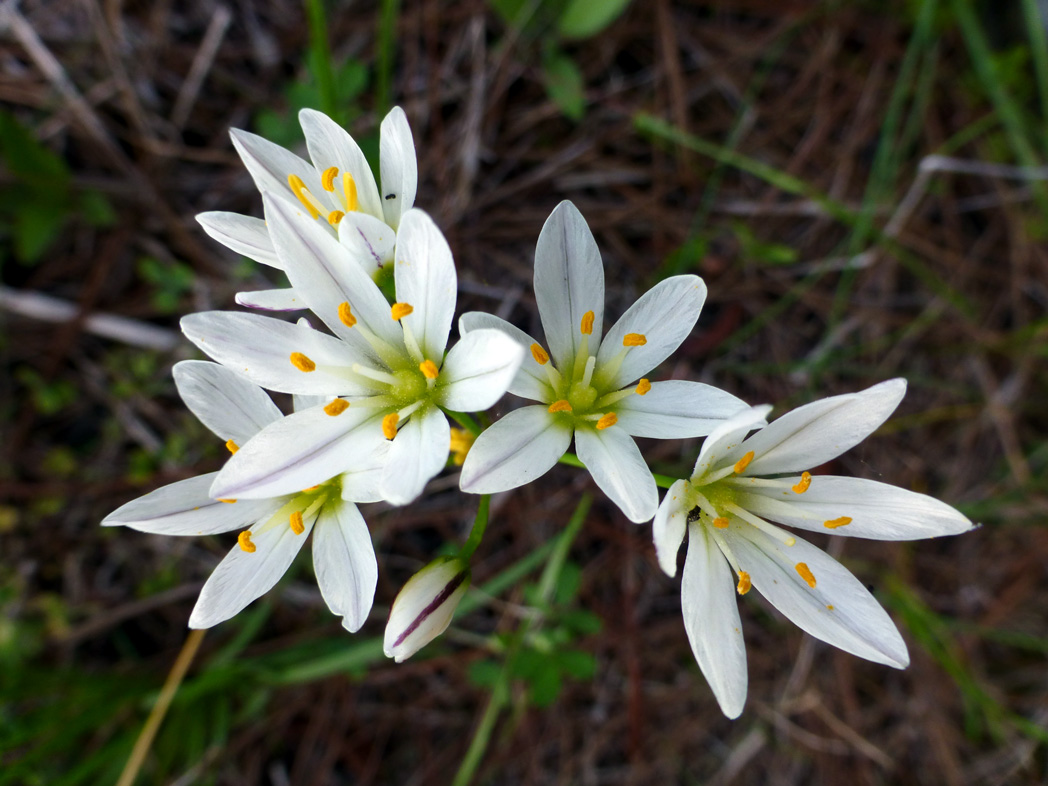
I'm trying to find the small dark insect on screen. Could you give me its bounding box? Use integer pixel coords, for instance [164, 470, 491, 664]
[686, 506, 702, 524]
[385, 193, 396, 200]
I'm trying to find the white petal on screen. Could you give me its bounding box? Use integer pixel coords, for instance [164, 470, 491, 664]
[293, 393, 327, 411]
[458, 312, 552, 402]
[210, 404, 386, 499]
[574, 426, 657, 523]
[691, 405, 772, 480]
[234, 288, 306, 311]
[616, 380, 748, 439]
[740, 476, 975, 541]
[722, 524, 909, 668]
[595, 276, 707, 390]
[188, 507, 314, 628]
[459, 405, 571, 493]
[393, 209, 456, 363]
[438, 329, 525, 412]
[102, 473, 281, 535]
[682, 524, 748, 719]
[533, 201, 605, 371]
[181, 311, 368, 396]
[379, 106, 418, 230]
[652, 479, 689, 576]
[229, 128, 331, 214]
[339, 440, 392, 504]
[312, 501, 377, 632]
[381, 406, 450, 505]
[728, 379, 908, 476]
[338, 211, 397, 278]
[299, 108, 383, 219]
[172, 360, 282, 444]
[196, 212, 281, 268]
[384, 557, 469, 662]
[264, 193, 402, 354]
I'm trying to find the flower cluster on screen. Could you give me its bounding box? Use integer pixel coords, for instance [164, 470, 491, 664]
[105, 108, 974, 716]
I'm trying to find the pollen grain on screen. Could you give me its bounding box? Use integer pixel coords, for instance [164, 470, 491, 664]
[290, 352, 316, 372]
[733, 451, 755, 474]
[391, 302, 414, 321]
[596, 412, 618, 430]
[824, 516, 852, 529]
[623, 333, 647, 347]
[792, 471, 812, 494]
[795, 562, 817, 588]
[290, 511, 305, 535]
[382, 413, 400, 440]
[635, 378, 651, 395]
[237, 530, 256, 553]
[530, 343, 549, 365]
[324, 399, 349, 416]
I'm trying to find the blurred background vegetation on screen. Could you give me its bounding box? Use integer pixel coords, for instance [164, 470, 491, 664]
[1, 0, 1046, 783]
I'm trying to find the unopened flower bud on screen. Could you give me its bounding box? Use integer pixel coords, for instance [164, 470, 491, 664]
[384, 556, 470, 662]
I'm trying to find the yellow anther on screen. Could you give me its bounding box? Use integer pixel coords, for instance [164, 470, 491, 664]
[712, 517, 730, 529]
[596, 412, 618, 430]
[449, 428, 475, 465]
[217, 498, 237, 504]
[736, 571, 752, 595]
[237, 530, 256, 553]
[419, 360, 439, 379]
[795, 562, 817, 588]
[338, 302, 357, 328]
[324, 399, 349, 416]
[321, 166, 339, 191]
[327, 210, 345, 226]
[826, 604, 835, 611]
[287, 174, 320, 220]
[733, 451, 755, 474]
[635, 378, 651, 396]
[382, 413, 400, 440]
[823, 516, 852, 529]
[580, 310, 595, 335]
[792, 471, 812, 494]
[225, 439, 239, 454]
[530, 343, 550, 365]
[343, 172, 359, 212]
[623, 333, 647, 347]
[301, 485, 321, 492]
[290, 511, 305, 535]
[391, 302, 414, 321]
[548, 400, 573, 413]
[290, 352, 316, 372]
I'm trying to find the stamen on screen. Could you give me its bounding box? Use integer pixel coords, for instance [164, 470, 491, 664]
[531, 343, 549, 365]
[824, 516, 852, 529]
[792, 471, 812, 494]
[217, 498, 237, 504]
[548, 400, 573, 413]
[382, 413, 399, 440]
[237, 530, 256, 553]
[733, 451, 755, 474]
[328, 210, 345, 226]
[712, 516, 730, 529]
[351, 363, 399, 386]
[635, 378, 651, 396]
[287, 174, 324, 220]
[623, 333, 647, 347]
[290, 352, 316, 372]
[321, 166, 339, 191]
[391, 302, 414, 321]
[324, 399, 349, 416]
[342, 172, 359, 212]
[723, 503, 796, 546]
[795, 562, 817, 588]
[580, 310, 595, 335]
[690, 491, 721, 522]
[419, 360, 439, 379]
[449, 428, 475, 465]
[338, 302, 357, 328]
[709, 528, 742, 575]
[581, 355, 596, 388]
[736, 571, 752, 595]
[301, 485, 321, 492]
[596, 413, 617, 430]
[225, 439, 239, 454]
[290, 511, 305, 535]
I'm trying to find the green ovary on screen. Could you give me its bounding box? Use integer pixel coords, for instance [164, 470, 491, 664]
[698, 481, 740, 517]
[390, 368, 428, 405]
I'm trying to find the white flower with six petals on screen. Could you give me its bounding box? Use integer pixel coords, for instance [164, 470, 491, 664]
[652, 379, 975, 718]
[458, 200, 748, 522]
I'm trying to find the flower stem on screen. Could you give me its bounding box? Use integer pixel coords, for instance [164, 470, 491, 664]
[459, 495, 490, 561]
[304, 0, 336, 117]
[446, 410, 482, 436]
[557, 451, 677, 489]
[115, 628, 206, 786]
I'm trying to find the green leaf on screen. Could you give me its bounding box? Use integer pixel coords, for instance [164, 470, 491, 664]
[0, 110, 69, 184]
[557, 0, 632, 39]
[555, 648, 597, 680]
[542, 51, 586, 121]
[13, 202, 66, 264]
[467, 659, 502, 688]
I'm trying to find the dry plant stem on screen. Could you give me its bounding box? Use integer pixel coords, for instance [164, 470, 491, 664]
[115, 629, 207, 786]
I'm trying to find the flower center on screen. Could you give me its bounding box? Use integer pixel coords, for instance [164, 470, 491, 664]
[287, 167, 361, 227]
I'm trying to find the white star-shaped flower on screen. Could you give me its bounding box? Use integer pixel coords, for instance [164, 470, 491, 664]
[197, 107, 417, 311]
[652, 379, 975, 718]
[183, 194, 524, 506]
[103, 361, 384, 630]
[458, 200, 748, 522]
